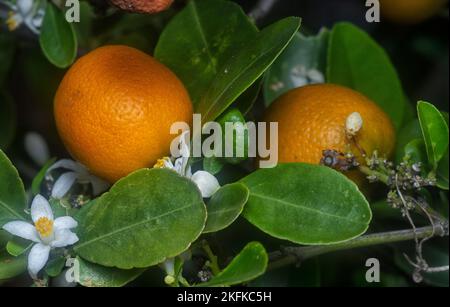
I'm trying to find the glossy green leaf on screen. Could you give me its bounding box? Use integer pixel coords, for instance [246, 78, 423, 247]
[240, 163, 371, 245]
[437, 112, 449, 190]
[74, 169, 206, 269]
[0, 251, 27, 280]
[76, 257, 145, 287]
[155, 0, 258, 107]
[0, 150, 27, 226]
[39, 2, 77, 68]
[417, 101, 449, 169]
[234, 80, 262, 115]
[198, 242, 268, 286]
[395, 119, 422, 163]
[0, 90, 16, 150]
[6, 237, 31, 257]
[203, 183, 249, 233]
[264, 29, 329, 106]
[45, 257, 66, 277]
[404, 139, 428, 166]
[155, 0, 300, 121]
[327, 22, 406, 129]
[203, 157, 224, 175]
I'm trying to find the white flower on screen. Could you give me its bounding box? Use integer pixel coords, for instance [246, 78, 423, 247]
[46, 159, 110, 199]
[3, 0, 45, 34]
[2, 194, 79, 279]
[154, 132, 220, 198]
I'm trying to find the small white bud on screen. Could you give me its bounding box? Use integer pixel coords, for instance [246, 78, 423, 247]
[346, 112, 363, 136]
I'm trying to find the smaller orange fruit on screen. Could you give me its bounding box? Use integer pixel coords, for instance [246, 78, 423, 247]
[54, 45, 193, 183]
[380, 0, 448, 24]
[263, 84, 396, 185]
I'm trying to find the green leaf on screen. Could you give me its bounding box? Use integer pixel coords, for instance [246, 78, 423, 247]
[74, 168, 206, 269]
[264, 29, 329, 106]
[6, 237, 31, 257]
[240, 163, 371, 245]
[32, 158, 56, 195]
[197, 17, 301, 122]
[39, 2, 77, 68]
[404, 139, 428, 166]
[395, 119, 422, 163]
[417, 101, 449, 169]
[45, 257, 66, 277]
[203, 183, 249, 233]
[0, 33, 15, 85]
[234, 80, 262, 115]
[0, 90, 16, 150]
[437, 112, 449, 190]
[76, 257, 145, 287]
[155, 0, 300, 121]
[203, 157, 224, 175]
[0, 251, 27, 280]
[0, 150, 27, 226]
[198, 242, 268, 286]
[327, 22, 406, 129]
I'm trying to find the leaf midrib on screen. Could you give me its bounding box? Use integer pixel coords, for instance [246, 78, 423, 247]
[74, 204, 194, 251]
[0, 199, 25, 220]
[249, 192, 367, 226]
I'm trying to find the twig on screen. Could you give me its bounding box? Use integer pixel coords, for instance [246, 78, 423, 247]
[248, 0, 278, 24]
[268, 226, 447, 271]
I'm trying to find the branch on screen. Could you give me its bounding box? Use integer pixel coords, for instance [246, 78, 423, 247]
[268, 226, 447, 271]
[248, 0, 278, 24]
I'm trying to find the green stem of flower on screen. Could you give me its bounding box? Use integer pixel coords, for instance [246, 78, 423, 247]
[202, 241, 221, 276]
[268, 226, 446, 271]
[358, 165, 390, 184]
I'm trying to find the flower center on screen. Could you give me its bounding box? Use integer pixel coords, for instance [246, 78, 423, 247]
[154, 157, 170, 169]
[35, 217, 54, 238]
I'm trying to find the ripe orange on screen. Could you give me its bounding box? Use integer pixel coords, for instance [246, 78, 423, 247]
[54, 45, 193, 183]
[263, 84, 396, 185]
[380, 0, 448, 24]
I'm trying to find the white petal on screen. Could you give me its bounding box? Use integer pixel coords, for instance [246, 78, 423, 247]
[27, 243, 51, 279]
[17, 0, 33, 15]
[47, 159, 87, 174]
[53, 216, 78, 231]
[24, 132, 50, 166]
[50, 229, 79, 248]
[88, 175, 110, 196]
[31, 194, 53, 223]
[2, 221, 40, 243]
[51, 172, 78, 199]
[191, 171, 220, 198]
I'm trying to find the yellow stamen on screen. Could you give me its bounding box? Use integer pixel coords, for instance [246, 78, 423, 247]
[6, 11, 19, 31]
[35, 217, 53, 238]
[154, 157, 170, 169]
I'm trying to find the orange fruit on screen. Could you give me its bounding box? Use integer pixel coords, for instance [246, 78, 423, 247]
[54, 45, 193, 182]
[380, 0, 448, 24]
[263, 84, 396, 185]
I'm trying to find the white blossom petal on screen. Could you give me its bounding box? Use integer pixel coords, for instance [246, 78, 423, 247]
[2, 221, 40, 243]
[17, 0, 33, 15]
[191, 171, 220, 198]
[27, 243, 51, 279]
[50, 229, 79, 248]
[53, 216, 78, 231]
[31, 194, 53, 223]
[47, 159, 87, 175]
[51, 172, 78, 199]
